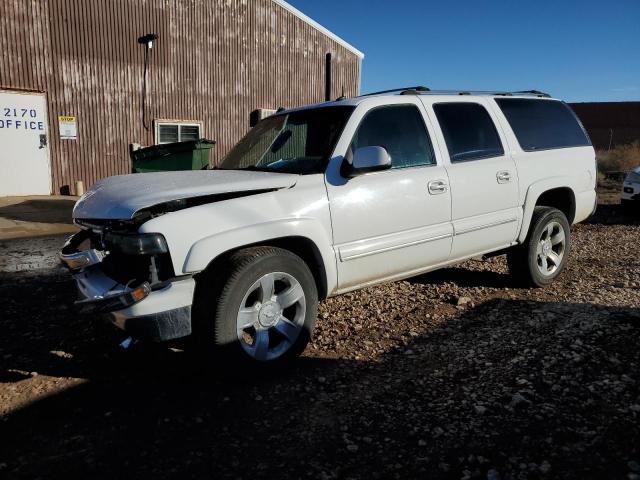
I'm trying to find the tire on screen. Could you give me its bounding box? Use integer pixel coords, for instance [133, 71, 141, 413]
[192, 246, 318, 370]
[507, 207, 571, 287]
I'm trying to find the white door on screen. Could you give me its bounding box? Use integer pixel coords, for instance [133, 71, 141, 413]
[0, 91, 51, 196]
[325, 99, 453, 291]
[424, 98, 520, 260]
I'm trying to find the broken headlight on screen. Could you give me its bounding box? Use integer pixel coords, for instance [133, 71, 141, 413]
[104, 232, 168, 256]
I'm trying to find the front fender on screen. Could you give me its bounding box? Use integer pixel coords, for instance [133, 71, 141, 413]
[518, 176, 577, 243]
[183, 217, 338, 294]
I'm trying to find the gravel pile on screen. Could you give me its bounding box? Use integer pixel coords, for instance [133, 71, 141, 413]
[0, 198, 638, 479]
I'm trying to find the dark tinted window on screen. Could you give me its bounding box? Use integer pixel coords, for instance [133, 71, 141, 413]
[495, 99, 590, 151]
[350, 105, 436, 169]
[433, 103, 504, 162]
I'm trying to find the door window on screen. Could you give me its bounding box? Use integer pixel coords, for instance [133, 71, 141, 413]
[350, 104, 436, 169]
[433, 103, 504, 162]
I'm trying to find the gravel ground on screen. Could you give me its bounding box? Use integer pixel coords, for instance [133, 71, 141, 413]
[0, 193, 639, 480]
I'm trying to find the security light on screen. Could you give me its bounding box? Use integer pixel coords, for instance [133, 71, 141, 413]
[137, 33, 158, 49]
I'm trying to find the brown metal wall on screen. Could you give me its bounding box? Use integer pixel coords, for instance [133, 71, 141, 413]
[570, 102, 640, 150]
[0, 0, 361, 194]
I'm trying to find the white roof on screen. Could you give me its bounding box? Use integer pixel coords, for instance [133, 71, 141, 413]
[272, 0, 364, 59]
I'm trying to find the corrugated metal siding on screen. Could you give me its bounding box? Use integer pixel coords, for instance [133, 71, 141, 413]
[0, 0, 361, 194]
[570, 102, 640, 149]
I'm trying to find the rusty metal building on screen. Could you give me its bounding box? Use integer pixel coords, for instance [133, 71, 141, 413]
[570, 102, 640, 150]
[0, 0, 363, 196]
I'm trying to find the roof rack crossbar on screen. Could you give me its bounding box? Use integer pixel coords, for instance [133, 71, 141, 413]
[511, 90, 551, 98]
[361, 85, 430, 97]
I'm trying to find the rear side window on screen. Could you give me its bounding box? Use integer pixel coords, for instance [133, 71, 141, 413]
[495, 99, 591, 151]
[433, 103, 504, 162]
[350, 104, 436, 169]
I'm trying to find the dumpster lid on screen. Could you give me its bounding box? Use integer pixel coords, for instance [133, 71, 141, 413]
[130, 138, 216, 159]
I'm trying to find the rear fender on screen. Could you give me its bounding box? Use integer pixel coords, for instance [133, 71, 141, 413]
[518, 177, 576, 243]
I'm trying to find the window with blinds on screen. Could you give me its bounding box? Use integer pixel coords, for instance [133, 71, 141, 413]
[155, 121, 201, 144]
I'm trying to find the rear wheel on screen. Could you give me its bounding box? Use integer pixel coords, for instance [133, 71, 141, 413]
[507, 207, 570, 287]
[192, 247, 318, 369]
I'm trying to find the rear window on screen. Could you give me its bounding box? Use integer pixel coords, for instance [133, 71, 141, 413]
[495, 98, 591, 151]
[433, 103, 504, 162]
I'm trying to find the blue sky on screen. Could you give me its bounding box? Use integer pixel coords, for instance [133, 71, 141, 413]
[287, 0, 640, 102]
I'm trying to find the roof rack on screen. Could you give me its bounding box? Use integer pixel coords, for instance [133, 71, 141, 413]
[511, 90, 551, 98]
[359, 87, 551, 98]
[360, 85, 431, 97]
[421, 89, 552, 98]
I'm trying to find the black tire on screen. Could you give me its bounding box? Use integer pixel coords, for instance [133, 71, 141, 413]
[507, 207, 571, 287]
[192, 246, 318, 370]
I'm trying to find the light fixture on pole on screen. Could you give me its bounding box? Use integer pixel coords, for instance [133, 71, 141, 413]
[137, 33, 158, 131]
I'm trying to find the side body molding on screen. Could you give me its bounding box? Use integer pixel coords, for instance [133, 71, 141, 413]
[518, 176, 576, 243]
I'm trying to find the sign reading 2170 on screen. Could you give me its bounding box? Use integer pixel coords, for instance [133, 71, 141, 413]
[0, 106, 45, 131]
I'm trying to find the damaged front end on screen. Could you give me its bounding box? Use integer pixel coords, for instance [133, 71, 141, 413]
[60, 169, 301, 342]
[60, 218, 194, 342]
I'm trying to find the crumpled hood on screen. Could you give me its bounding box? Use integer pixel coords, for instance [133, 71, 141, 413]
[73, 170, 298, 220]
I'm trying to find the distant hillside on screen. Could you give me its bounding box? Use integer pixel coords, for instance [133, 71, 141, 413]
[569, 101, 640, 150]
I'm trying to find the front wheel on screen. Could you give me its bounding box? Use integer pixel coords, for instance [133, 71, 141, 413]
[192, 246, 318, 369]
[507, 207, 571, 287]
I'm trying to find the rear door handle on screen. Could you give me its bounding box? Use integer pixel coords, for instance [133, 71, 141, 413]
[496, 170, 511, 183]
[428, 179, 448, 195]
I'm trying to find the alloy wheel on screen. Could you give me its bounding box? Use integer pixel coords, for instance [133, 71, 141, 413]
[536, 221, 566, 277]
[236, 272, 306, 362]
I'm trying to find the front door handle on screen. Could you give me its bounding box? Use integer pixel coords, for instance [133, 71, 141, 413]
[496, 170, 511, 184]
[428, 179, 448, 195]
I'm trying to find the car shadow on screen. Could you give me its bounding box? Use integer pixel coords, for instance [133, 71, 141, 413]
[1, 265, 639, 479]
[0, 198, 76, 225]
[408, 265, 515, 289]
[586, 202, 640, 226]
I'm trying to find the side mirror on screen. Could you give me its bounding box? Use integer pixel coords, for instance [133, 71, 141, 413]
[346, 146, 392, 177]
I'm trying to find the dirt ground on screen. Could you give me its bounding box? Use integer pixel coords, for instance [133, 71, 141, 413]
[0, 188, 639, 480]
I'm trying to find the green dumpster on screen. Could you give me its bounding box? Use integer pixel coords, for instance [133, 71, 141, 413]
[130, 138, 216, 173]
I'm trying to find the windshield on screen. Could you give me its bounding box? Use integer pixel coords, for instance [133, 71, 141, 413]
[219, 106, 354, 174]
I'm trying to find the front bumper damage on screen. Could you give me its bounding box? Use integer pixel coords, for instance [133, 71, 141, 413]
[60, 230, 195, 342]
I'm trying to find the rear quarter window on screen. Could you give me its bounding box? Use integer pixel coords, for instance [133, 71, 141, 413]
[495, 98, 591, 151]
[433, 102, 504, 162]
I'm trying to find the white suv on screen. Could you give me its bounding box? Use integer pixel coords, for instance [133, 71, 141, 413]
[61, 87, 597, 368]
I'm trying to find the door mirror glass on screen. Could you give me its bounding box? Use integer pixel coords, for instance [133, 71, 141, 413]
[348, 146, 392, 176]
